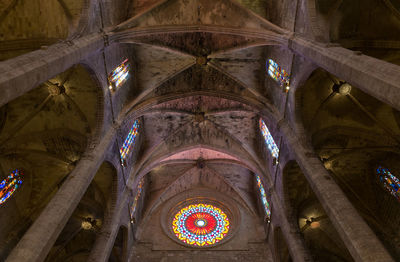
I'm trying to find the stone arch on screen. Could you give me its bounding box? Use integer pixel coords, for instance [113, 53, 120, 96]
[109, 225, 128, 262]
[44, 161, 117, 261]
[134, 185, 266, 258]
[305, 0, 400, 44]
[296, 67, 400, 259]
[288, 59, 317, 136]
[0, 0, 91, 61]
[78, 62, 106, 148]
[137, 158, 258, 231]
[122, 91, 270, 124]
[282, 160, 353, 261]
[0, 63, 104, 260]
[274, 226, 291, 262]
[128, 142, 268, 193]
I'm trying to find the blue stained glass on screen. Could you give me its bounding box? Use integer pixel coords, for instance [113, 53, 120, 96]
[267, 59, 290, 87]
[108, 59, 130, 91]
[376, 166, 400, 201]
[256, 175, 271, 221]
[120, 120, 140, 165]
[130, 177, 145, 221]
[259, 118, 279, 160]
[172, 204, 229, 246]
[0, 169, 23, 205]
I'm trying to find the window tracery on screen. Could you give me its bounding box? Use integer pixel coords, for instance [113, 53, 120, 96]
[120, 119, 140, 165]
[0, 169, 23, 205]
[267, 59, 290, 89]
[259, 118, 279, 161]
[376, 166, 400, 201]
[108, 59, 130, 91]
[172, 203, 230, 246]
[256, 175, 271, 222]
[130, 177, 145, 223]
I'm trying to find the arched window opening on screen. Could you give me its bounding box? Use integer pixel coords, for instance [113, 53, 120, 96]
[109, 226, 127, 262]
[120, 119, 140, 166]
[130, 177, 145, 224]
[0, 169, 23, 205]
[376, 166, 400, 201]
[108, 59, 131, 92]
[256, 175, 271, 222]
[259, 118, 279, 163]
[267, 59, 290, 92]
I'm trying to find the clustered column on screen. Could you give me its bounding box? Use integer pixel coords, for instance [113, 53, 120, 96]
[278, 120, 394, 262]
[5, 124, 119, 262]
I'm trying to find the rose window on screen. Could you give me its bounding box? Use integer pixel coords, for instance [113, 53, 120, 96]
[172, 203, 230, 246]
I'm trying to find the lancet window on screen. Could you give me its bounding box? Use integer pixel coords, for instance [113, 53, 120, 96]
[267, 59, 290, 88]
[120, 119, 140, 165]
[130, 177, 145, 223]
[259, 118, 279, 161]
[376, 166, 400, 201]
[108, 59, 130, 91]
[256, 175, 271, 222]
[0, 169, 23, 205]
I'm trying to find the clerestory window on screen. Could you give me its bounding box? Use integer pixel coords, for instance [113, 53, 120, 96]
[259, 118, 279, 162]
[267, 59, 290, 89]
[0, 169, 23, 205]
[376, 166, 400, 201]
[130, 177, 145, 223]
[256, 175, 271, 222]
[108, 59, 130, 91]
[120, 119, 140, 166]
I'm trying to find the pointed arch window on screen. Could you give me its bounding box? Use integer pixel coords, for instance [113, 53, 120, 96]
[120, 119, 140, 166]
[0, 169, 23, 205]
[130, 177, 145, 223]
[259, 118, 279, 161]
[256, 175, 271, 222]
[376, 166, 400, 201]
[267, 59, 290, 89]
[108, 59, 130, 91]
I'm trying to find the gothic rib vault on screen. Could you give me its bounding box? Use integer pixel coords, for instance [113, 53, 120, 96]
[0, 0, 400, 261]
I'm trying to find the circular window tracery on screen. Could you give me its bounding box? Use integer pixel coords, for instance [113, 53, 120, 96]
[172, 203, 230, 246]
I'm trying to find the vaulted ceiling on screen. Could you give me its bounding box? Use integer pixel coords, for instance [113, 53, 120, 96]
[1, 0, 400, 261]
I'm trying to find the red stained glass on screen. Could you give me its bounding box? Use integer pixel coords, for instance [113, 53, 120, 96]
[185, 212, 217, 235]
[172, 203, 229, 246]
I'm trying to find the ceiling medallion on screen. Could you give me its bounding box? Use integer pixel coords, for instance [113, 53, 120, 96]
[172, 203, 230, 247]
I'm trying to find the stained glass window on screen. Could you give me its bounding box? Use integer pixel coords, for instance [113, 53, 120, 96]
[130, 177, 145, 223]
[376, 166, 400, 201]
[172, 203, 230, 246]
[267, 59, 290, 88]
[0, 169, 23, 205]
[259, 118, 279, 161]
[108, 59, 130, 91]
[120, 119, 140, 165]
[256, 175, 271, 222]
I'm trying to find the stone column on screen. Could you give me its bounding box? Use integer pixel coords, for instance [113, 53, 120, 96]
[288, 36, 400, 111]
[271, 193, 313, 262]
[278, 121, 393, 262]
[6, 125, 118, 262]
[0, 33, 105, 107]
[87, 191, 129, 262]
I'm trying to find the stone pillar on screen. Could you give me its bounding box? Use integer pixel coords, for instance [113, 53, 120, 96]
[87, 191, 129, 262]
[271, 193, 313, 262]
[278, 121, 393, 262]
[6, 125, 118, 262]
[288, 36, 400, 111]
[0, 33, 105, 107]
